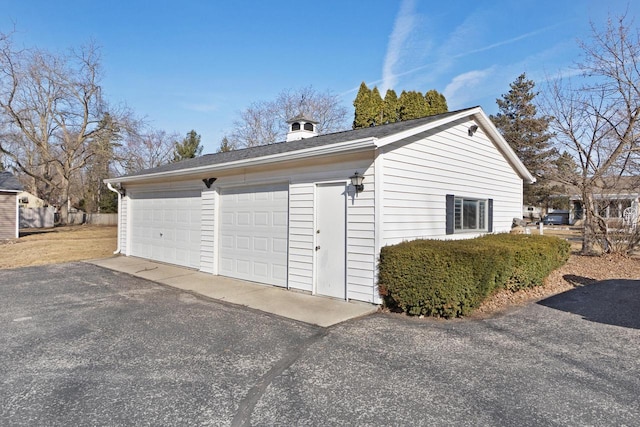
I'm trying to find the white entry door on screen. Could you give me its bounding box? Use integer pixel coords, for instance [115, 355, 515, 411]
[129, 190, 202, 269]
[218, 184, 289, 287]
[316, 183, 346, 299]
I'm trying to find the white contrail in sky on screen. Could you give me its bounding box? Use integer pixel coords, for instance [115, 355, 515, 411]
[380, 0, 416, 94]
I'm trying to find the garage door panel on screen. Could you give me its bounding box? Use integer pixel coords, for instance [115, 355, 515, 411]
[130, 190, 201, 269]
[273, 237, 287, 254]
[218, 184, 288, 287]
[254, 237, 268, 252]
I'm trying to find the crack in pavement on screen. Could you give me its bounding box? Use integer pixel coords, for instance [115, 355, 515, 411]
[231, 328, 328, 427]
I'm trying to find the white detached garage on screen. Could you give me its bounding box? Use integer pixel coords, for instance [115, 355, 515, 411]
[106, 107, 534, 305]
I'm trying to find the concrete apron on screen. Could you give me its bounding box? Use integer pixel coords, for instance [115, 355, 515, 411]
[86, 256, 378, 328]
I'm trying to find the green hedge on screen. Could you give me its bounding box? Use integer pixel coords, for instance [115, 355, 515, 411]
[378, 234, 570, 318]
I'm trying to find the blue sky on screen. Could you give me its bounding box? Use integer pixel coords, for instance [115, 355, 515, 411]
[1, 0, 638, 153]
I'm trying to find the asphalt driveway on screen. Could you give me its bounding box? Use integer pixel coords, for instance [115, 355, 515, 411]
[1, 263, 638, 426]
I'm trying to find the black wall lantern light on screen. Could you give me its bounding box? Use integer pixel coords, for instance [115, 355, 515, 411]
[350, 171, 365, 192]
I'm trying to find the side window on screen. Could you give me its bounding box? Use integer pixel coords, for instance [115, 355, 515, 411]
[291, 122, 301, 131]
[446, 195, 492, 234]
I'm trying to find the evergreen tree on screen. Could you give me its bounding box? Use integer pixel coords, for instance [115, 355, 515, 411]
[398, 90, 428, 121]
[382, 89, 399, 124]
[218, 136, 234, 153]
[370, 87, 384, 126]
[173, 130, 203, 162]
[425, 89, 448, 115]
[490, 73, 555, 205]
[353, 82, 374, 129]
[353, 84, 448, 127]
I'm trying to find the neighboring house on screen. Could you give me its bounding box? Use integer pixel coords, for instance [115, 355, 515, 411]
[554, 177, 640, 226]
[0, 171, 23, 239]
[17, 191, 47, 208]
[106, 107, 534, 304]
[17, 190, 55, 228]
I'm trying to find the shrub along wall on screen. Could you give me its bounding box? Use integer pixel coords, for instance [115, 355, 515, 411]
[378, 234, 571, 318]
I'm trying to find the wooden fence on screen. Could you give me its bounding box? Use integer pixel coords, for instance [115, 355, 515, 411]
[19, 207, 55, 228]
[20, 208, 118, 228]
[67, 213, 118, 226]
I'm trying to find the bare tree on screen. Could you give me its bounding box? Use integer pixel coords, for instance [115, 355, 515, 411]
[543, 13, 640, 254]
[227, 86, 349, 148]
[0, 34, 130, 223]
[116, 129, 178, 174]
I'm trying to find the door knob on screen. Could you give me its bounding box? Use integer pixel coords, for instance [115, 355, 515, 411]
[315, 245, 320, 251]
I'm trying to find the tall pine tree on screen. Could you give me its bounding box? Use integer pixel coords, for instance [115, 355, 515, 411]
[370, 87, 384, 126]
[383, 89, 399, 124]
[398, 90, 428, 121]
[173, 130, 203, 162]
[425, 89, 448, 115]
[490, 73, 555, 205]
[353, 82, 374, 129]
[353, 83, 448, 127]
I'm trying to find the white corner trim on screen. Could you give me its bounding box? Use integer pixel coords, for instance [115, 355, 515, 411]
[14, 192, 19, 239]
[373, 147, 385, 305]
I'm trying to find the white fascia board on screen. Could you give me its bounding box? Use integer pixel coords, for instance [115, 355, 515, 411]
[105, 137, 377, 184]
[374, 106, 536, 184]
[472, 110, 536, 184]
[374, 108, 483, 149]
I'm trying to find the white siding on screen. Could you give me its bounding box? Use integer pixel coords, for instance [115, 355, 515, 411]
[200, 189, 216, 273]
[346, 163, 376, 302]
[119, 196, 127, 252]
[288, 183, 314, 292]
[382, 118, 523, 245]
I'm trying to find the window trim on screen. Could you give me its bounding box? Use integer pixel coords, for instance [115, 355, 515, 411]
[446, 194, 492, 234]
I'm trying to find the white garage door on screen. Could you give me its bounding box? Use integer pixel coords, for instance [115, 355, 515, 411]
[130, 190, 201, 269]
[219, 184, 288, 287]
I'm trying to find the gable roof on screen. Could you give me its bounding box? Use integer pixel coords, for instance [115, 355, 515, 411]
[107, 106, 534, 184]
[0, 171, 23, 192]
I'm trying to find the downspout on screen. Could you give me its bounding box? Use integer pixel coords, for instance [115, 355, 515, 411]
[107, 182, 121, 255]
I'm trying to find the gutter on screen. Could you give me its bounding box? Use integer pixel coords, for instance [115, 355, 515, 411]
[106, 182, 121, 254]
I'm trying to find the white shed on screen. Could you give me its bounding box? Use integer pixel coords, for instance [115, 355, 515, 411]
[106, 107, 534, 304]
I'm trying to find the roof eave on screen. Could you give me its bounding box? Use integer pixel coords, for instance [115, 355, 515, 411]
[472, 111, 536, 184]
[374, 107, 483, 148]
[106, 137, 377, 185]
[374, 106, 536, 184]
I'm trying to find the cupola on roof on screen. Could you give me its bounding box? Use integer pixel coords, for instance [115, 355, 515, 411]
[286, 115, 318, 142]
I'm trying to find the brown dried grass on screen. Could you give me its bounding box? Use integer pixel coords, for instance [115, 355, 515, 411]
[0, 225, 117, 269]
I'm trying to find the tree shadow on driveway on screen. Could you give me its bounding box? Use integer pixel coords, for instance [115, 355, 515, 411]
[538, 277, 640, 329]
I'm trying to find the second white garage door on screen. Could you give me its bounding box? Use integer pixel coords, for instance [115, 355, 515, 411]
[218, 184, 288, 287]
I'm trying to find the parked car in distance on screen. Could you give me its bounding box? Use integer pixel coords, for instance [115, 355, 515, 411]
[541, 214, 566, 225]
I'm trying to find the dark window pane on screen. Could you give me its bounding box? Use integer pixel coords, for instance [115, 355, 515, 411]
[463, 199, 477, 229]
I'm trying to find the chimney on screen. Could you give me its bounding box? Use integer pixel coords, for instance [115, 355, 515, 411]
[286, 115, 318, 142]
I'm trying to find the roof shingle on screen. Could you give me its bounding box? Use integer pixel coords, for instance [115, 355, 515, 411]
[120, 107, 477, 179]
[0, 171, 23, 191]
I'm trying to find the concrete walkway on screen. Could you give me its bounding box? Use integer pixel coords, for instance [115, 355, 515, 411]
[87, 256, 378, 327]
